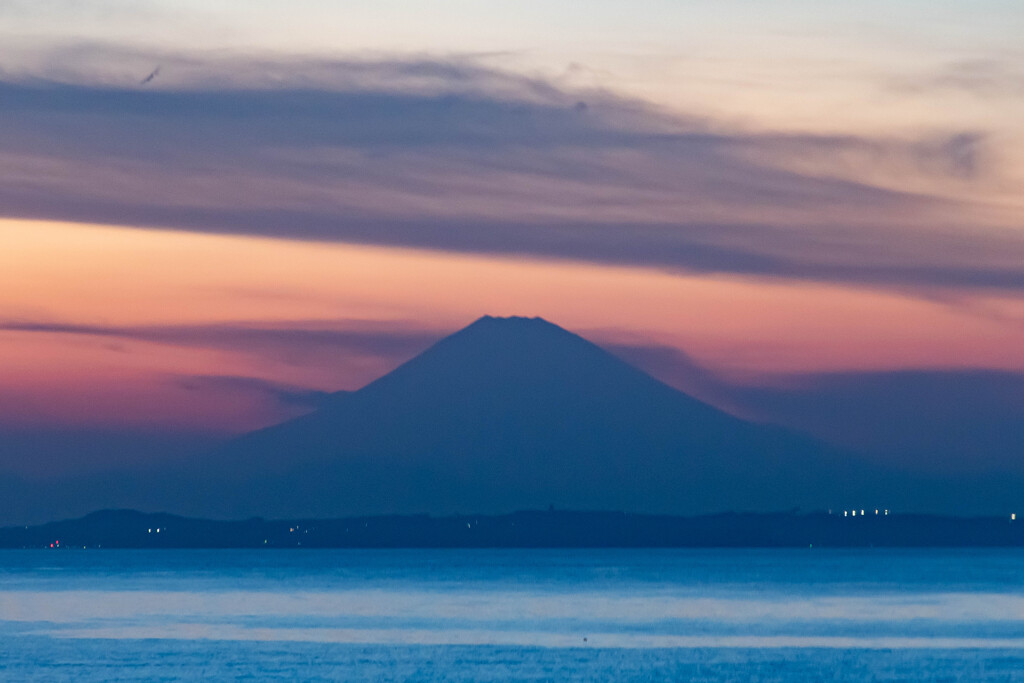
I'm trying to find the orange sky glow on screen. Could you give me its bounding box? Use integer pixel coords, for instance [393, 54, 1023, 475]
[3, 218, 1022, 433]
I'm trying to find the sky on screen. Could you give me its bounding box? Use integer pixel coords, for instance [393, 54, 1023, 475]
[1, 1, 1023, 517]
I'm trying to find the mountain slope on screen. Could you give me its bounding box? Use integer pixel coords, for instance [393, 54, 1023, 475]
[193, 316, 887, 518]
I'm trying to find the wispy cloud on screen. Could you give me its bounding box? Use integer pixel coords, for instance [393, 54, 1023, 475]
[0, 319, 442, 365]
[1, 47, 1021, 291]
[889, 59, 1024, 98]
[173, 375, 335, 410]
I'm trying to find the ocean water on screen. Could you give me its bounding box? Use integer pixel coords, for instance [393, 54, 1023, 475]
[2, 549, 1024, 681]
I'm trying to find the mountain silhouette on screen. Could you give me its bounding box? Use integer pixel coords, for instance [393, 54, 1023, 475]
[193, 315, 888, 518]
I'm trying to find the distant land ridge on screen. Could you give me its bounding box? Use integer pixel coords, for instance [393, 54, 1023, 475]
[4, 509, 1024, 549]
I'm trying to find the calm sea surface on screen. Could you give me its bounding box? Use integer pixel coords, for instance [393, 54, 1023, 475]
[2, 548, 1024, 681]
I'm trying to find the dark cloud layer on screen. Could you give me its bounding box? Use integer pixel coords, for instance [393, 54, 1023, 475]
[729, 370, 1024, 475]
[614, 343, 1024, 476]
[2, 54, 1021, 291]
